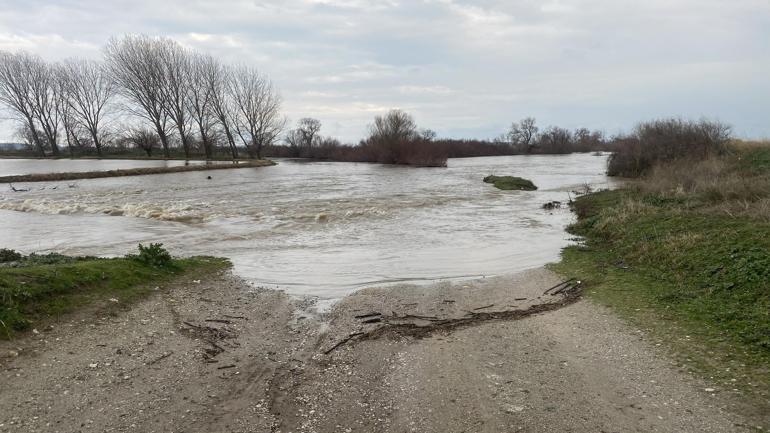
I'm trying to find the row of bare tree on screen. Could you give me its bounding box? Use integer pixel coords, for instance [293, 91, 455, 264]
[273, 109, 447, 166]
[0, 35, 284, 159]
[500, 117, 606, 154]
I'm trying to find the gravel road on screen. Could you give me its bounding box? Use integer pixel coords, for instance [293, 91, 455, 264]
[0, 268, 759, 432]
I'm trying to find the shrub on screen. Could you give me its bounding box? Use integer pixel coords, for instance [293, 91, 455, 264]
[132, 243, 173, 267]
[0, 248, 22, 263]
[23, 253, 80, 266]
[607, 118, 731, 177]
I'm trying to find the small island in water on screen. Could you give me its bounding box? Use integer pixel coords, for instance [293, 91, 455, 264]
[483, 175, 538, 191]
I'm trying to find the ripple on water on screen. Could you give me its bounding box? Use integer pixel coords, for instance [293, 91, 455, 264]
[0, 154, 620, 298]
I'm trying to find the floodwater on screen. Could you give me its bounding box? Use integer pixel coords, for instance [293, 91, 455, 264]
[0, 154, 617, 298]
[0, 158, 221, 176]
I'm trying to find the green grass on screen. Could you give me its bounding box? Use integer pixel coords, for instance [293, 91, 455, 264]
[551, 176, 770, 423]
[483, 175, 537, 191]
[737, 146, 770, 174]
[0, 253, 230, 338]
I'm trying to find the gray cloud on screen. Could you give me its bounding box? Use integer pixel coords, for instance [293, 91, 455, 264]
[0, 0, 768, 141]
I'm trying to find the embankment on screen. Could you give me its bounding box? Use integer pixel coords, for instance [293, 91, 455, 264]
[0, 159, 275, 183]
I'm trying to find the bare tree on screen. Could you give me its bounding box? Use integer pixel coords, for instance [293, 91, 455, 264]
[297, 118, 321, 150]
[59, 100, 82, 157]
[208, 62, 239, 159]
[368, 109, 419, 143]
[364, 109, 445, 166]
[285, 117, 322, 157]
[573, 127, 605, 151]
[508, 117, 538, 153]
[14, 124, 42, 154]
[124, 126, 159, 157]
[28, 57, 62, 156]
[0, 50, 46, 155]
[156, 39, 194, 159]
[58, 59, 116, 156]
[188, 53, 218, 159]
[105, 35, 172, 157]
[420, 128, 437, 141]
[537, 126, 573, 154]
[284, 128, 303, 157]
[228, 65, 284, 159]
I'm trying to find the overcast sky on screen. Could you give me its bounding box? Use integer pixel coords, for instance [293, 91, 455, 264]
[0, 0, 768, 142]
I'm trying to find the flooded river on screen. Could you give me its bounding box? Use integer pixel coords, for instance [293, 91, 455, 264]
[0, 158, 221, 176]
[0, 154, 617, 298]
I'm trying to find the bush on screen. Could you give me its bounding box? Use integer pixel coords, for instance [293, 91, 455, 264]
[132, 243, 173, 267]
[0, 248, 22, 263]
[23, 253, 81, 266]
[607, 118, 731, 177]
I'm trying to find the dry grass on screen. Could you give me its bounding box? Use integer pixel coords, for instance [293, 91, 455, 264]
[705, 197, 770, 223]
[731, 138, 770, 151]
[640, 149, 770, 208]
[592, 198, 656, 235]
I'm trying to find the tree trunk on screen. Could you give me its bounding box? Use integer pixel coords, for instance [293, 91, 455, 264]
[64, 129, 74, 158]
[91, 130, 102, 157]
[46, 127, 60, 157]
[222, 123, 238, 160]
[155, 124, 170, 158]
[178, 125, 190, 159]
[198, 124, 212, 160]
[26, 117, 45, 157]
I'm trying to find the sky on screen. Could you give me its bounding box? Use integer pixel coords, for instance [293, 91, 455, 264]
[0, 0, 768, 142]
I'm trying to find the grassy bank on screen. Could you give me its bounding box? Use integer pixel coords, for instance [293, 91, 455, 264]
[551, 144, 770, 419]
[0, 247, 230, 338]
[0, 159, 275, 183]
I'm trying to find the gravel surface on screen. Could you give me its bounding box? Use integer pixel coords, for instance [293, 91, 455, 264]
[0, 268, 758, 432]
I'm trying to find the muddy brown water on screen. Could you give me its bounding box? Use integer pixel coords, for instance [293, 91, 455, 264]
[0, 154, 618, 298]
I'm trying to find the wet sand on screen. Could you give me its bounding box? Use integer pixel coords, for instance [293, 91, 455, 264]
[0, 268, 758, 432]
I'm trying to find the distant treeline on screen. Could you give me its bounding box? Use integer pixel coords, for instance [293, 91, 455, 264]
[266, 114, 612, 166]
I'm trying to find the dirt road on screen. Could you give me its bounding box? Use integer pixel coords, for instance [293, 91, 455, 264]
[0, 268, 759, 432]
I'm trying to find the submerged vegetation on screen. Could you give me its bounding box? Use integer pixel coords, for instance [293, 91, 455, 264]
[483, 175, 537, 191]
[0, 244, 230, 338]
[553, 136, 770, 414]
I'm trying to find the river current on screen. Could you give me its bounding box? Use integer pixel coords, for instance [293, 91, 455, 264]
[0, 154, 617, 298]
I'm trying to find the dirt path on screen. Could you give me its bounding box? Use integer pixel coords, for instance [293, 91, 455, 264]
[0, 268, 759, 432]
[0, 271, 317, 433]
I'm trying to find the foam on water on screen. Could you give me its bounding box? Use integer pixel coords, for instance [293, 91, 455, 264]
[0, 154, 619, 298]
